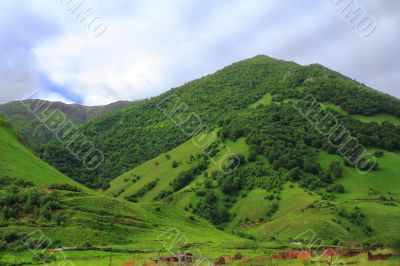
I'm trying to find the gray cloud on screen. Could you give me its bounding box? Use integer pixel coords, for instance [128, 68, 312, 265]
[0, 0, 398, 105]
[0, 5, 61, 103]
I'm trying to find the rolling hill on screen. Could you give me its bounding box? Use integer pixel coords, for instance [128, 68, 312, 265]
[0, 116, 248, 265]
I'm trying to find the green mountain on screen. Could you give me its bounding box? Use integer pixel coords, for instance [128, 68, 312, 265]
[2, 55, 400, 264]
[35, 56, 300, 188]
[36, 55, 400, 188]
[40, 55, 400, 243]
[0, 100, 134, 145]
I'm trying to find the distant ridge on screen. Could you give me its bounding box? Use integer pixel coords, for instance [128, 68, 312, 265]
[0, 99, 138, 144]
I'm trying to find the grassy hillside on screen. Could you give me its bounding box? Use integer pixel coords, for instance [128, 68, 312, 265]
[106, 132, 249, 200]
[0, 100, 134, 144]
[0, 181, 248, 265]
[111, 135, 400, 247]
[106, 133, 208, 200]
[0, 115, 87, 189]
[0, 116, 251, 265]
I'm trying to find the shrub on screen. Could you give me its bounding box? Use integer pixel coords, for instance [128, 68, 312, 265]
[49, 184, 82, 192]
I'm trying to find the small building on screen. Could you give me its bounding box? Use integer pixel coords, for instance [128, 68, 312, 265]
[155, 253, 194, 265]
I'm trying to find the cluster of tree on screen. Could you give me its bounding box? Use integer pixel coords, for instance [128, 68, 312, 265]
[153, 160, 210, 202]
[337, 206, 365, 226]
[0, 230, 50, 253]
[220, 104, 398, 185]
[200, 158, 286, 213]
[48, 183, 82, 192]
[125, 179, 158, 203]
[193, 191, 230, 225]
[171, 161, 208, 192]
[171, 160, 179, 168]
[0, 176, 62, 226]
[282, 64, 400, 117]
[306, 77, 400, 116]
[154, 190, 173, 201]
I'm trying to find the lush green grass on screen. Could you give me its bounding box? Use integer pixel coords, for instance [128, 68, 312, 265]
[352, 113, 400, 127]
[320, 102, 400, 127]
[227, 188, 271, 230]
[0, 116, 87, 190]
[2, 119, 400, 264]
[315, 149, 400, 244]
[257, 184, 354, 242]
[250, 93, 272, 108]
[0, 117, 243, 247]
[316, 149, 400, 200]
[146, 137, 250, 210]
[321, 102, 347, 115]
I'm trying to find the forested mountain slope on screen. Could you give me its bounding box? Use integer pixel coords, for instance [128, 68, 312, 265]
[35, 55, 400, 191]
[0, 100, 134, 144]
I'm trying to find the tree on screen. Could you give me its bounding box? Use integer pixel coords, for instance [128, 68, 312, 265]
[288, 167, 302, 181]
[328, 161, 343, 178]
[204, 180, 213, 189]
[304, 160, 321, 175]
[204, 191, 217, 205]
[171, 161, 179, 168]
[333, 184, 345, 193]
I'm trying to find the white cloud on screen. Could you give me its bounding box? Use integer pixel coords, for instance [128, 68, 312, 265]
[0, 0, 399, 105]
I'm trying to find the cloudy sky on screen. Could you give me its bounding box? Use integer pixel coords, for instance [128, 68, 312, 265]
[0, 0, 399, 105]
